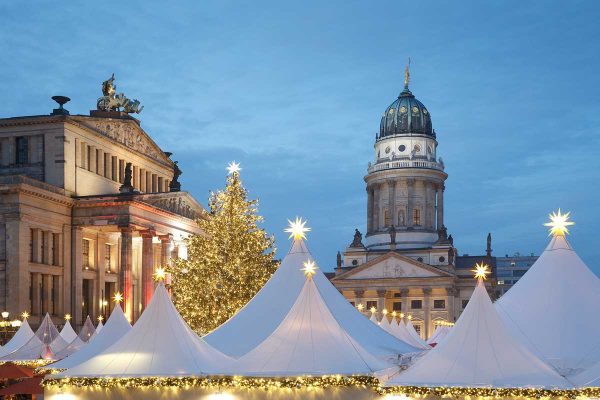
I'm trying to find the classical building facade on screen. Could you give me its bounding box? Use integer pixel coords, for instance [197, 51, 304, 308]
[0, 81, 203, 328]
[331, 68, 496, 339]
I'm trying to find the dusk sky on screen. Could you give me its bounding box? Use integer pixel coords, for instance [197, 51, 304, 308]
[2, 1, 599, 274]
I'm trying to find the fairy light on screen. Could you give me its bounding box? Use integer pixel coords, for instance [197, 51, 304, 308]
[284, 217, 311, 240]
[544, 209, 574, 236]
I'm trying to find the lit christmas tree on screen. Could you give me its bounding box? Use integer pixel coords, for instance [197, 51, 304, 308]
[170, 162, 278, 334]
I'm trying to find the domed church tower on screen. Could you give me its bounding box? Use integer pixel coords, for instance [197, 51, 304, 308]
[365, 64, 447, 250]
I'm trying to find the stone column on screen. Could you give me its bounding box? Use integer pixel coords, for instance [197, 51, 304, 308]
[400, 288, 409, 317]
[376, 289, 387, 318]
[97, 149, 105, 177]
[140, 229, 155, 310]
[54, 275, 63, 316]
[119, 226, 134, 321]
[423, 287, 432, 338]
[387, 179, 396, 227]
[366, 186, 374, 234]
[353, 289, 365, 311]
[373, 183, 381, 231]
[436, 184, 445, 230]
[407, 179, 415, 227]
[159, 234, 173, 267]
[5, 218, 30, 317]
[31, 273, 42, 316]
[71, 227, 83, 326]
[446, 286, 458, 322]
[42, 274, 53, 314]
[97, 235, 106, 319]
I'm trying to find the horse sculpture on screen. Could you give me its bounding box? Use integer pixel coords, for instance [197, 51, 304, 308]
[97, 74, 144, 114]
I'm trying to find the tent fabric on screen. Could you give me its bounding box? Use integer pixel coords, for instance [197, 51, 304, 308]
[0, 363, 34, 379]
[406, 320, 430, 349]
[570, 361, 600, 388]
[427, 326, 450, 345]
[225, 275, 392, 376]
[391, 320, 429, 350]
[370, 313, 379, 324]
[1, 314, 68, 361]
[205, 238, 418, 358]
[50, 304, 131, 370]
[60, 321, 78, 343]
[0, 319, 34, 358]
[386, 280, 570, 389]
[496, 235, 600, 374]
[52, 283, 230, 378]
[78, 316, 96, 343]
[96, 320, 103, 334]
[53, 337, 87, 360]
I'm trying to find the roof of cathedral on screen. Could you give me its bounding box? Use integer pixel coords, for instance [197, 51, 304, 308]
[379, 84, 434, 139]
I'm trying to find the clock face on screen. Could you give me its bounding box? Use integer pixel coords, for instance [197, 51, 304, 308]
[400, 106, 407, 114]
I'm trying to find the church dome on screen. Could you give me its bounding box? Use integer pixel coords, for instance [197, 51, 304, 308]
[379, 85, 434, 139]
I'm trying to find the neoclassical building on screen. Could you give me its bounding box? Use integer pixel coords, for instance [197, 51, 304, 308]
[331, 68, 495, 339]
[0, 79, 203, 328]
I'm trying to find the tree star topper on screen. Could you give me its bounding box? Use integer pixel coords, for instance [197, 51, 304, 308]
[544, 209, 574, 236]
[153, 266, 167, 282]
[302, 260, 318, 278]
[285, 217, 311, 240]
[113, 292, 123, 304]
[472, 262, 491, 280]
[227, 161, 241, 175]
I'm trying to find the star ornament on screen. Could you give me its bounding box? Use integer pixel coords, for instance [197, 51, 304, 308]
[302, 260, 318, 278]
[284, 217, 311, 240]
[472, 262, 491, 280]
[544, 209, 574, 237]
[153, 267, 167, 282]
[113, 292, 124, 304]
[370, 306, 377, 314]
[64, 314, 72, 321]
[357, 303, 364, 311]
[98, 315, 104, 322]
[21, 311, 29, 319]
[226, 161, 241, 175]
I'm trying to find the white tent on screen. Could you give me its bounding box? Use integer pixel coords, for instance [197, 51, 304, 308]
[386, 278, 569, 389]
[427, 325, 450, 345]
[52, 283, 230, 378]
[53, 316, 98, 360]
[0, 318, 34, 357]
[406, 319, 429, 349]
[60, 320, 78, 343]
[205, 238, 418, 357]
[96, 320, 103, 334]
[390, 319, 429, 351]
[570, 361, 600, 388]
[369, 312, 379, 324]
[496, 234, 600, 374]
[225, 270, 392, 376]
[50, 304, 131, 370]
[1, 313, 68, 361]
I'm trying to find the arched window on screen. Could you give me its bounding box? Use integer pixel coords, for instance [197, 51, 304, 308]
[413, 208, 421, 226]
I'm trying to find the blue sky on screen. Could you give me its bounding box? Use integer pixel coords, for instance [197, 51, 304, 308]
[1, 1, 599, 274]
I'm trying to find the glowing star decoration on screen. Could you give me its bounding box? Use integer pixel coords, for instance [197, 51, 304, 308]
[153, 267, 167, 282]
[370, 306, 377, 314]
[472, 262, 491, 280]
[301, 260, 318, 279]
[407, 314, 413, 320]
[113, 292, 123, 304]
[357, 303, 364, 311]
[382, 309, 388, 316]
[284, 217, 311, 240]
[226, 161, 241, 175]
[399, 312, 405, 318]
[98, 315, 104, 322]
[21, 311, 29, 319]
[392, 311, 397, 317]
[544, 209, 575, 237]
[64, 314, 72, 321]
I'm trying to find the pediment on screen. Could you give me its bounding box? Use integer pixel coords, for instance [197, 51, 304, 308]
[336, 253, 452, 280]
[72, 117, 172, 166]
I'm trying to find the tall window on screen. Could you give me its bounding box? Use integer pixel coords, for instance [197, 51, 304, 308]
[105, 244, 112, 272]
[392, 301, 402, 311]
[52, 233, 60, 266]
[41, 231, 47, 264]
[82, 239, 90, 270]
[384, 208, 391, 227]
[413, 208, 421, 226]
[433, 299, 446, 309]
[16, 136, 29, 164]
[366, 300, 377, 310]
[411, 299, 423, 309]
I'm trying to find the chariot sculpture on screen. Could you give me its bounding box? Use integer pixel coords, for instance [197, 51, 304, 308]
[97, 74, 144, 114]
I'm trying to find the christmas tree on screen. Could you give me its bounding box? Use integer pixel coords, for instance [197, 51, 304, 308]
[170, 162, 278, 334]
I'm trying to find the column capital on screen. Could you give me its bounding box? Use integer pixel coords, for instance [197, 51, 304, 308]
[399, 288, 410, 296]
[139, 229, 156, 239]
[422, 287, 432, 295]
[353, 289, 365, 297]
[158, 233, 173, 243]
[446, 286, 459, 296]
[376, 289, 387, 297]
[118, 225, 135, 234]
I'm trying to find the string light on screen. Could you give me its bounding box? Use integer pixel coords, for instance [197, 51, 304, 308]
[378, 385, 599, 398]
[544, 209, 574, 236]
[284, 217, 311, 240]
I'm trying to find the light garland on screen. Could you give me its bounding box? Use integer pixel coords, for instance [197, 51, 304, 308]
[378, 385, 599, 398]
[0, 359, 54, 368]
[43, 375, 379, 391]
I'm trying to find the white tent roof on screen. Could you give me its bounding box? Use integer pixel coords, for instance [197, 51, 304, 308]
[570, 361, 600, 388]
[406, 320, 430, 349]
[390, 320, 429, 350]
[205, 238, 418, 357]
[496, 235, 600, 374]
[427, 326, 450, 345]
[96, 320, 103, 334]
[78, 316, 96, 343]
[0, 319, 34, 357]
[53, 283, 230, 378]
[225, 274, 392, 376]
[386, 279, 570, 389]
[60, 321, 78, 343]
[370, 312, 379, 324]
[50, 304, 131, 370]
[1, 313, 68, 361]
